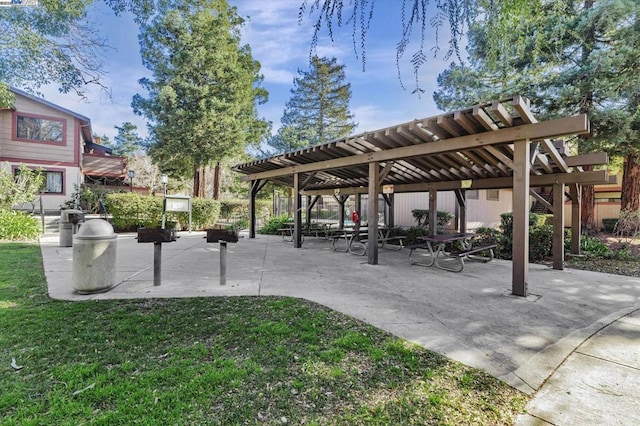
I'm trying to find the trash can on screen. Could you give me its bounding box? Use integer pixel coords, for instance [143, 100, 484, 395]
[72, 219, 117, 294]
[59, 209, 85, 247]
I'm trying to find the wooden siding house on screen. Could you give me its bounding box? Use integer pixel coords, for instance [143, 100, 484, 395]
[0, 87, 126, 212]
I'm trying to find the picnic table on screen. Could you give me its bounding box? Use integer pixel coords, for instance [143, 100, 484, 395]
[330, 226, 405, 256]
[407, 232, 496, 272]
[278, 222, 335, 243]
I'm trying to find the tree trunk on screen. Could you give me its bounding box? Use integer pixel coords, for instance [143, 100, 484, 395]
[199, 166, 206, 198]
[213, 161, 221, 200]
[580, 165, 597, 234]
[193, 167, 200, 198]
[621, 151, 640, 212]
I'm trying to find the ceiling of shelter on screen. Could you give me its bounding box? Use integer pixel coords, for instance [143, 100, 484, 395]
[233, 95, 610, 194]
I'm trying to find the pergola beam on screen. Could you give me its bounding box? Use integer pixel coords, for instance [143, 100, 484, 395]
[300, 170, 610, 196]
[239, 115, 590, 182]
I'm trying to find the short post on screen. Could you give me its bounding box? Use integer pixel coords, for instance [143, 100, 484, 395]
[220, 241, 227, 286]
[153, 242, 162, 286]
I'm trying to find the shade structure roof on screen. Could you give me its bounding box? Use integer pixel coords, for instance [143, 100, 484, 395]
[233, 95, 610, 192]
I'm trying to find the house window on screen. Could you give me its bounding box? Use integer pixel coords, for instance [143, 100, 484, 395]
[14, 168, 63, 194]
[44, 171, 63, 193]
[16, 114, 64, 143]
[486, 189, 500, 201]
[466, 189, 479, 200]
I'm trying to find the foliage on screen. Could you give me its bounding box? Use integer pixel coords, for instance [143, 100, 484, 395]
[220, 199, 271, 221]
[0, 163, 45, 210]
[497, 212, 553, 261]
[434, 0, 640, 222]
[411, 209, 453, 230]
[101, 122, 143, 160]
[259, 214, 292, 234]
[266, 56, 356, 154]
[300, 0, 544, 95]
[403, 226, 427, 245]
[614, 208, 640, 240]
[132, 0, 269, 185]
[104, 193, 163, 231]
[602, 218, 618, 233]
[170, 197, 221, 231]
[105, 193, 220, 231]
[63, 184, 117, 213]
[0, 210, 40, 240]
[0, 0, 109, 100]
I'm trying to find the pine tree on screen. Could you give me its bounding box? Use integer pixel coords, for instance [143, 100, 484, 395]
[268, 56, 356, 153]
[132, 0, 268, 198]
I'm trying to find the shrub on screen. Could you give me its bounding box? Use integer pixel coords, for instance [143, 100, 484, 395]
[529, 224, 554, 262]
[404, 226, 427, 245]
[220, 199, 271, 221]
[169, 198, 220, 230]
[105, 193, 163, 231]
[0, 210, 41, 240]
[259, 215, 292, 234]
[601, 218, 618, 233]
[411, 209, 453, 230]
[580, 235, 610, 257]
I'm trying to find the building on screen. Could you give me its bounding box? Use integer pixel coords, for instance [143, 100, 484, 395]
[0, 87, 127, 213]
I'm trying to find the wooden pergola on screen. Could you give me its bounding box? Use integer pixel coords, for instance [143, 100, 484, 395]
[233, 96, 611, 297]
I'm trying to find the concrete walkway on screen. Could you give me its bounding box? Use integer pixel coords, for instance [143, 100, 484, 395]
[40, 230, 640, 425]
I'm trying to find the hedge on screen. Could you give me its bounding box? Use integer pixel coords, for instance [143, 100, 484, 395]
[104, 193, 220, 231]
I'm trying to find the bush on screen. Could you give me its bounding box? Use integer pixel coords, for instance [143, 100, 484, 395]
[220, 199, 271, 221]
[105, 193, 163, 231]
[602, 218, 618, 233]
[259, 215, 292, 234]
[0, 210, 41, 240]
[529, 224, 554, 262]
[169, 198, 220, 230]
[105, 193, 221, 231]
[411, 209, 453, 230]
[404, 226, 427, 245]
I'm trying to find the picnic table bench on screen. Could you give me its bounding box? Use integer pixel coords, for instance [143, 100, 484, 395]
[408, 233, 496, 272]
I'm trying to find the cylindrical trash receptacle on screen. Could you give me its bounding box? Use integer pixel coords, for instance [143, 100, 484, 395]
[59, 209, 85, 247]
[72, 219, 117, 294]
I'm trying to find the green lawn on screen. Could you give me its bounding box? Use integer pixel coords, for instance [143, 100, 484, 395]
[0, 242, 527, 425]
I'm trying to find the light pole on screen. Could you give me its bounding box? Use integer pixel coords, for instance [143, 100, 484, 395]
[161, 175, 168, 229]
[127, 170, 135, 192]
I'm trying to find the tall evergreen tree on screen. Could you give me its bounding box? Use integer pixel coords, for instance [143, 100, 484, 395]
[268, 56, 356, 153]
[434, 0, 640, 230]
[102, 122, 143, 160]
[132, 0, 268, 198]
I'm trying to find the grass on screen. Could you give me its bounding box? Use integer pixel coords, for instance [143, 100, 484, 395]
[0, 242, 527, 425]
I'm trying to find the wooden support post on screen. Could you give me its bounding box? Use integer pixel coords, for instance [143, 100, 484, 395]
[454, 189, 467, 233]
[335, 194, 348, 229]
[429, 189, 438, 236]
[293, 173, 303, 248]
[552, 182, 565, 270]
[249, 179, 259, 239]
[355, 193, 362, 222]
[368, 162, 379, 265]
[306, 195, 312, 226]
[569, 183, 581, 254]
[383, 193, 395, 227]
[512, 140, 530, 297]
[219, 241, 227, 286]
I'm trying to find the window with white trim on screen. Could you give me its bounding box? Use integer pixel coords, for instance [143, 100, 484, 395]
[44, 171, 63, 193]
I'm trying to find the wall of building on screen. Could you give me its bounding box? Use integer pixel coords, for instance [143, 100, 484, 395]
[393, 189, 513, 229]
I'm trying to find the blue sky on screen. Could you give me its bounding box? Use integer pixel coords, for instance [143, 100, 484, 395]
[42, 1, 454, 147]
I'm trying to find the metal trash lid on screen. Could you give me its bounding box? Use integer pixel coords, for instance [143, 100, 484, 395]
[73, 219, 116, 240]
